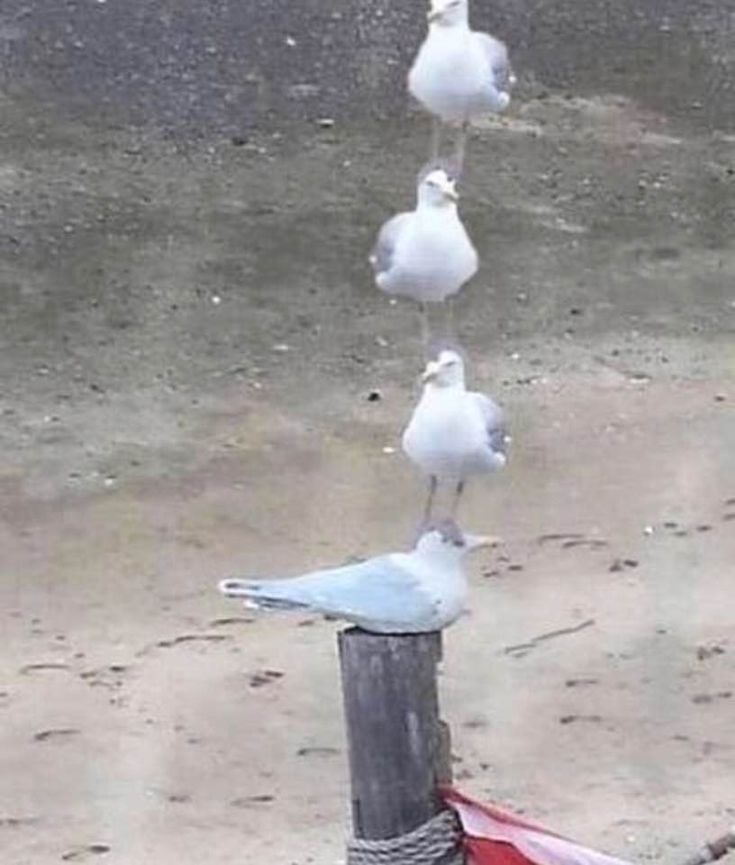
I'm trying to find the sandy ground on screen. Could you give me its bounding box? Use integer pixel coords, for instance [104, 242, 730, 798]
[1, 88, 734, 864]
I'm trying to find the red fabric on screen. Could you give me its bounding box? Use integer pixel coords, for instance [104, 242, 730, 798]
[464, 837, 538, 865]
[442, 786, 565, 837]
[441, 786, 632, 865]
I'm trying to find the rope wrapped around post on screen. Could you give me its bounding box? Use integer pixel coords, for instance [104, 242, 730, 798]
[347, 808, 465, 865]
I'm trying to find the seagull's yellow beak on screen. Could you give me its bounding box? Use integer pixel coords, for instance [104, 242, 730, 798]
[427, 5, 442, 22]
[465, 534, 501, 551]
[443, 180, 459, 201]
[421, 361, 440, 383]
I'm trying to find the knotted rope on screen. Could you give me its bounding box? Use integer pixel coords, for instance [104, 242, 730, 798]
[347, 808, 464, 865]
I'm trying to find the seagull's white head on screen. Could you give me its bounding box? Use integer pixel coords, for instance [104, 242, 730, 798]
[414, 520, 495, 560]
[427, 0, 468, 27]
[417, 168, 459, 208]
[421, 349, 466, 388]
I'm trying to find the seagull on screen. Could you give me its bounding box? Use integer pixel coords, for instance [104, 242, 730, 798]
[217, 521, 494, 635]
[402, 349, 509, 522]
[370, 165, 478, 348]
[408, 0, 515, 166]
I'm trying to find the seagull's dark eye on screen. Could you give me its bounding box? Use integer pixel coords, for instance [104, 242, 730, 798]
[440, 532, 464, 547]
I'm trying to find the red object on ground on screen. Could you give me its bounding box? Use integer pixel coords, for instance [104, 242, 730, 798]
[442, 787, 633, 865]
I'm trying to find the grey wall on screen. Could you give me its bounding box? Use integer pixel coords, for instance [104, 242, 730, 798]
[1, 0, 733, 135]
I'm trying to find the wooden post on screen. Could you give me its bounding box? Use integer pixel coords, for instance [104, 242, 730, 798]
[338, 628, 451, 840]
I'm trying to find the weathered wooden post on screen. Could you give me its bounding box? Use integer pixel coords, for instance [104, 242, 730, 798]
[338, 628, 461, 863]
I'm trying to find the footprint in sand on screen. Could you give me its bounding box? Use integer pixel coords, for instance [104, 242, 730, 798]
[697, 645, 726, 661]
[230, 794, 275, 808]
[209, 616, 255, 627]
[136, 633, 232, 657]
[536, 533, 608, 551]
[609, 558, 638, 573]
[61, 844, 110, 861]
[19, 662, 70, 675]
[249, 669, 284, 689]
[79, 665, 130, 694]
[33, 728, 80, 742]
[659, 516, 720, 537]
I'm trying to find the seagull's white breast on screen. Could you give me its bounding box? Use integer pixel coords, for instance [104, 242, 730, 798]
[409, 28, 494, 122]
[402, 388, 494, 481]
[388, 208, 478, 302]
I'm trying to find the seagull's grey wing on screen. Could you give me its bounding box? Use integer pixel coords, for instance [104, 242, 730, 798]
[297, 555, 437, 625]
[475, 32, 513, 91]
[220, 556, 436, 626]
[472, 392, 509, 458]
[370, 212, 411, 277]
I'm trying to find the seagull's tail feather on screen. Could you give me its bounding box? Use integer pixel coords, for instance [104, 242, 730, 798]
[218, 578, 310, 612]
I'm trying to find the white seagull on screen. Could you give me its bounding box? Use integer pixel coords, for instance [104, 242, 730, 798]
[402, 349, 509, 521]
[218, 521, 494, 635]
[370, 165, 478, 347]
[409, 0, 515, 166]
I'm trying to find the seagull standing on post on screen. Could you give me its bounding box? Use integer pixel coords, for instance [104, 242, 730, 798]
[409, 0, 515, 167]
[370, 165, 478, 349]
[218, 522, 494, 635]
[402, 349, 509, 523]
